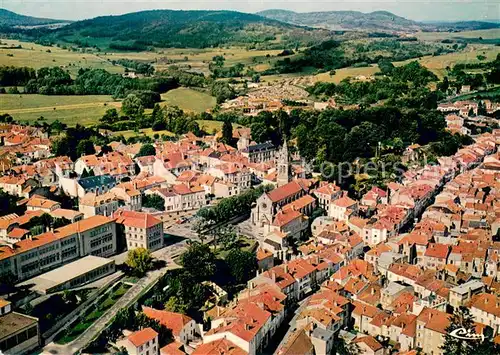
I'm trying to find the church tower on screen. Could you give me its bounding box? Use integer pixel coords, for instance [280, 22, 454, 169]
[277, 140, 291, 187]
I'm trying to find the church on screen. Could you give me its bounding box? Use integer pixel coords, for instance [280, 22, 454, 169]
[251, 141, 316, 226]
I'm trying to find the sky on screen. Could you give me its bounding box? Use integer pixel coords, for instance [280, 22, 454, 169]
[1, 0, 499, 22]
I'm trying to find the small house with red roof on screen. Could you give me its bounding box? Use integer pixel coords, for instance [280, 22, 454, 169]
[117, 327, 159, 355]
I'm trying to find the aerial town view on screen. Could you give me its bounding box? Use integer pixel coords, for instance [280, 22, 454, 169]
[0, 0, 500, 354]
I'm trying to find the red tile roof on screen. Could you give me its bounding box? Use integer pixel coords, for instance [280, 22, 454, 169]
[267, 181, 306, 203]
[127, 327, 158, 347]
[424, 243, 450, 259]
[142, 307, 193, 337]
[114, 210, 162, 229]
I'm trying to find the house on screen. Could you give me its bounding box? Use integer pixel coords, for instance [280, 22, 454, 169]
[313, 182, 342, 214]
[25, 196, 61, 213]
[142, 307, 197, 345]
[149, 184, 206, 212]
[79, 192, 119, 218]
[114, 210, 164, 251]
[415, 307, 450, 355]
[449, 280, 485, 309]
[60, 175, 117, 198]
[468, 293, 500, 333]
[352, 336, 385, 355]
[423, 243, 450, 270]
[241, 142, 276, 163]
[329, 193, 358, 221]
[116, 328, 159, 355]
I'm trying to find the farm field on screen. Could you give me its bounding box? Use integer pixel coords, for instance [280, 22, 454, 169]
[415, 28, 500, 42]
[395, 45, 500, 78]
[160, 88, 216, 113]
[102, 47, 286, 75]
[0, 39, 124, 76]
[1, 94, 119, 126]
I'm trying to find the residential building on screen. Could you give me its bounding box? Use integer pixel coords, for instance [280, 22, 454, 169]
[114, 210, 164, 251]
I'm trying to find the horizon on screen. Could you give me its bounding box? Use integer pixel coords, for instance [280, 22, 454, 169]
[1, 0, 499, 23]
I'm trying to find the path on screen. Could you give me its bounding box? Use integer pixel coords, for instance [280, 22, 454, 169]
[43, 265, 173, 355]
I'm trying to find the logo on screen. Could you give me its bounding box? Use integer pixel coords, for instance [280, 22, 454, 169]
[449, 327, 485, 341]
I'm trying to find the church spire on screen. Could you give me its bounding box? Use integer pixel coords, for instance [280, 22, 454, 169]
[277, 137, 291, 187]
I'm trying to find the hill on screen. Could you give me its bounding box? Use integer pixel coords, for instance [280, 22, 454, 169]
[258, 9, 500, 33]
[41, 9, 330, 49]
[0, 8, 67, 27]
[257, 9, 425, 32]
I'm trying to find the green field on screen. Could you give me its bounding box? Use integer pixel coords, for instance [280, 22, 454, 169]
[113, 128, 175, 139]
[102, 47, 285, 75]
[0, 39, 124, 76]
[1, 94, 120, 126]
[416, 29, 500, 42]
[160, 88, 216, 113]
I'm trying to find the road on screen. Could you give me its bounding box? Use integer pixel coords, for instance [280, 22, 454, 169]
[274, 296, 312, 354]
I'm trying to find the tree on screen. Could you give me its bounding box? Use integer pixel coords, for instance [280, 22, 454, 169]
[76, 139, 95, 158]
[100, 108, 119, 124]
[441, 306, 480, 355]
[220, 120, 233, 145]
[164, 296, 189, 314]
[122, 94, 144, 117]
[180, 242, 216, 281]
[216, 226, 238, 250]
[125, 248, 153, 277]
[135, 143, 156, 158]
[142, 194, 165, 211]
[225, 249, 257, 284]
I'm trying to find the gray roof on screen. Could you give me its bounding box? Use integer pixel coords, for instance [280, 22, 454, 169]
[383, 281, 410, 296]
[78, 175, 116, 189]
[450, 280, 484, 295]
[242, 141, 275, 153]
[312, 327, 334, 341]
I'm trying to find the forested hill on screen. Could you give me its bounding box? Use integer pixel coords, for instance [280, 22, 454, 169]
[257, 9, 426, 32]
[258, 9, 500, 32]
[42, 9, 329, 49]
[0, 8, 67, 27]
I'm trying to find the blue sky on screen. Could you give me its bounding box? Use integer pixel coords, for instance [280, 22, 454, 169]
[1, 0, 499, 22]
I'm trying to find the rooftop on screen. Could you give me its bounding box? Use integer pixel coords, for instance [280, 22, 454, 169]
[0, 312, 38, 341]
[18, 255, 114, 293]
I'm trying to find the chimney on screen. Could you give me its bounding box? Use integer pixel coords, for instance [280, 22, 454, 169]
[284, 264, 289, 273]
[485, 298, 489, 305]
[371, 288, 376, 296]
[272, 271, 276, 282]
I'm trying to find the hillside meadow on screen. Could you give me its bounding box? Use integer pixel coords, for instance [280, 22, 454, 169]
[0, 39, 123, 76]
[0, 94, 119, 126]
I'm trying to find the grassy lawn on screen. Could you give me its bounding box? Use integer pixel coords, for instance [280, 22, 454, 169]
[160, 88, 216, 113]
[196, 120, 246, 134]
[214, 236, 258, 260]
[112, 128, 175, 139]
[1, 94, 120, 126]
[54, 283, 131, 345]
[0, 39, 123, 76]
